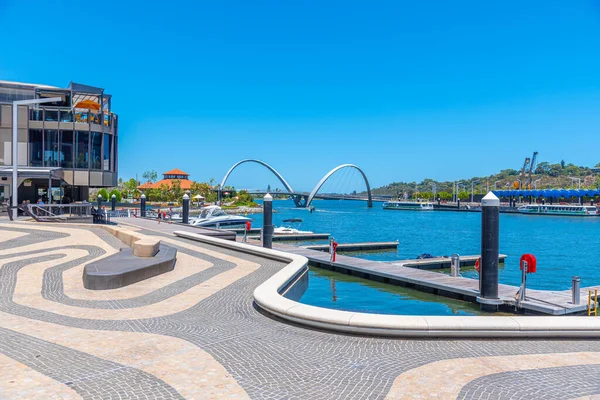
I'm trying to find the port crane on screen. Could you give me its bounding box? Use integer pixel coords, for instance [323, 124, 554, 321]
[514, 152, 538, 190]
[517, 157, 530, 189]
[527, 151, 538, 189]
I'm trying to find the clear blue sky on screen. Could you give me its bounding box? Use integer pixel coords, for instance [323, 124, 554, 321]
[1, 1, 599, 191]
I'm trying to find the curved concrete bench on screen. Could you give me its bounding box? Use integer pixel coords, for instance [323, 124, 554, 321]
[83, 244, 177, 290]
[133, 238, 161, 257]
[173, 230, 600, 338]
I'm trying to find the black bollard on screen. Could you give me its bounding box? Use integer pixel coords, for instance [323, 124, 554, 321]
[182, 193, 189, 224]
[457, 199, 460, 210]
[477, 192, 502, 312]
[262, 193, 273, 249]
[111, 194, 116, 211]
[97, 194, 102, 209]
[140, 194, 146, 217]
[437, 197, 441, 206]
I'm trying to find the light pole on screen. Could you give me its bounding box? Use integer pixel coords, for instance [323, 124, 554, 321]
[471, 180, 480, 203]
[533, 179, 542, 189]
[11, 97, 62, 220]
[494, 180, 501, 190]
[432, 183, 436, 201]
[569, 177, 581, 189]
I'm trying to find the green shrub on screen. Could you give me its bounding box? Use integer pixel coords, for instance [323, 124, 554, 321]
[97, 188, 109, 201]
[108, 189, 122, 202]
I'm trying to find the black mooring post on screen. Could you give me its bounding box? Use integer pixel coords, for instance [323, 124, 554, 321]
[477, 192, 502, 312]
[457, 199, 460, 210]
[182, 193, 189, 224]
[262, 193, 273, 249]
[140, 194, 146, 217]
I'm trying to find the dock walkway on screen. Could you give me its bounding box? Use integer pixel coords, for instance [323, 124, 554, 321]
[275, 243, 591, 315]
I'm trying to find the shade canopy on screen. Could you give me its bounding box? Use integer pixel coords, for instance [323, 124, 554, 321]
[492, 189, 600, 198]
[75, 99, 100, 110]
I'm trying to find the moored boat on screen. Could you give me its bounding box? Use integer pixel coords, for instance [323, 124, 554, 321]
[383, 201, 434, 211]
[517, 204, 599, 216]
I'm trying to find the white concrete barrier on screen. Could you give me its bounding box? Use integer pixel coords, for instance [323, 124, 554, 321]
[173, 230, 600, 338]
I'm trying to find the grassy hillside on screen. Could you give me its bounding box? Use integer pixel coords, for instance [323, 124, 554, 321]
[369, 161, 600, 200]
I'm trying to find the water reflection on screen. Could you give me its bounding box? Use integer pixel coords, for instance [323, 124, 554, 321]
[286, 266, 485, 316]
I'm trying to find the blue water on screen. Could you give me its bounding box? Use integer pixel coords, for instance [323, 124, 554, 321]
[294, 267, 484, 316]
[249, 199, 600, 291]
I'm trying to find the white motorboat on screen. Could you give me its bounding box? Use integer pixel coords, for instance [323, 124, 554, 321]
[189, 206, 251, 227]
[273, 218, 313, 234]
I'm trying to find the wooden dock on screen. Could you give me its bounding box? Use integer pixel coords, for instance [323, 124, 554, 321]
[304, 241, 398, 252]
[392, 254, 507, 270]
[274, 243, 592, 315]
[247, 233, 331, 242]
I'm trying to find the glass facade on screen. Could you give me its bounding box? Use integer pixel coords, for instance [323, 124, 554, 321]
[44, 130, 59, 167]
[90, 132, 102, 170]
[60, 130, 74, 168]
[75, 131, 89, 169]
[29, 129, 43, 167]
[103, 133, 112, 171]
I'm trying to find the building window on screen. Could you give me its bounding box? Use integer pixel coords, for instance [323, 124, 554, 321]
[103, 134, 112, 171]
[60, 109, 73, 122]
[44, 129, 59, 167]
[44, 108, 59, 122]
[60, 130, 73, 168]
[29, 129, 43, 167]
[90, 132, 102, 170]
[29, 108, 43, 121]
[75, 131, 89, 169]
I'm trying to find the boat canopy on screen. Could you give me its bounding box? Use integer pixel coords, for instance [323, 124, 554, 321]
[283, 218, 303, 223]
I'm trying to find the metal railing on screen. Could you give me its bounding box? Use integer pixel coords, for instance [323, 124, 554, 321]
[28, 203, 92, 218]
[29, 106, 113, 127]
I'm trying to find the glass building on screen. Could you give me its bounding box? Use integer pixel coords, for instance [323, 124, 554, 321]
[0, 80, 118, 204]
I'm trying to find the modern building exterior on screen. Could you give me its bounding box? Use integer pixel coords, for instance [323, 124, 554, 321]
[138, 169, 193, 191]
[0, 80, 118, 204]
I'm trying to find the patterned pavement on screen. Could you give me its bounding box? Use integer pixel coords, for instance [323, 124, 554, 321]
[0, 219, 600, 399]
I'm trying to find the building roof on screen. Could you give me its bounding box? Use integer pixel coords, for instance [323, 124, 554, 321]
[0, 80, 60, 89]
[137, 178, 193, 191]
[163, 168, 189, 176]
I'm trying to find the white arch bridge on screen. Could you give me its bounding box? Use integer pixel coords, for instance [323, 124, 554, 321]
[219, 159, 388, 208]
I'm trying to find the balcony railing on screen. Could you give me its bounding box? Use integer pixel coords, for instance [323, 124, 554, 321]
[29, 107, 113, 127]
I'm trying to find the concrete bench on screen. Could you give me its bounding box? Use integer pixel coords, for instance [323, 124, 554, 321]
[133, 238, 161, 257]
[83, 244, 177, 290]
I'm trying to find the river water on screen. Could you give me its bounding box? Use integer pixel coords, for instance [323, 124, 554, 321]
[249, 199, 600, 291]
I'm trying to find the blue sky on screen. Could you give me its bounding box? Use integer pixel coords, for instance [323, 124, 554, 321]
[1, 1, 599, 191]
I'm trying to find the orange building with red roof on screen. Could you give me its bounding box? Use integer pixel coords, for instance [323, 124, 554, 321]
[137, 168, 193, 190]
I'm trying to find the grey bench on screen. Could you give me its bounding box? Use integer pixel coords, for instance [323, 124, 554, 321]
[83, 244, 177, 290]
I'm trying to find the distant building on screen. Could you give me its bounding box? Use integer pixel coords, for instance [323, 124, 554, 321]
[0, 80, 118, 203]
[138, 168, 193, 191]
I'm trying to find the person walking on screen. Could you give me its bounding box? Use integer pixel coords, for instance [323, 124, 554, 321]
[157, 208, 162, 224]
[168, 207, 173, 224]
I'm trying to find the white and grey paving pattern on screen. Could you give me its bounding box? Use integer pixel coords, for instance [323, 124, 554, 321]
[1, 220, 600, 399]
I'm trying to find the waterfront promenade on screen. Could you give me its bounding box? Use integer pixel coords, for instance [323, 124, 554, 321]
[1, 217, 600, 399]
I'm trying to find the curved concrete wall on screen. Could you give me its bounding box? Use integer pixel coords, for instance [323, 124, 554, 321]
[173, 231, 600, 338]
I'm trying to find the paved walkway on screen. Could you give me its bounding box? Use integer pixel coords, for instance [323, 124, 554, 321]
[1, 220, 600, 399]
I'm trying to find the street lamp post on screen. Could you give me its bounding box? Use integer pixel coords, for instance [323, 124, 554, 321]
[494, 180, 501, 191]
[471, 180, 480, 203]
[569, 177, 581, 189]
[11, 97, 62, 220]
[533, 179, 542, 189]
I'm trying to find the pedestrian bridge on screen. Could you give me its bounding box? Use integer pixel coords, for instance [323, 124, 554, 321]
[219, 159, 382, 208]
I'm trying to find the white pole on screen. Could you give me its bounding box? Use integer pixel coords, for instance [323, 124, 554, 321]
[11, 104, 17, 219]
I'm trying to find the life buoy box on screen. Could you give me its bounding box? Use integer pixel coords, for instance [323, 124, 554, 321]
[520, 254, 537, 273]
[475, 257, 481, 273]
